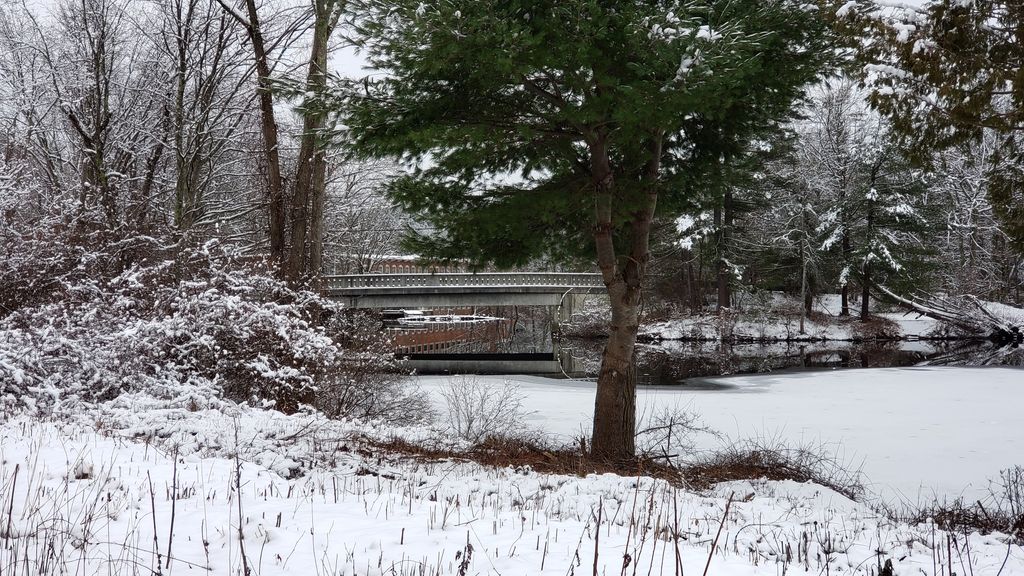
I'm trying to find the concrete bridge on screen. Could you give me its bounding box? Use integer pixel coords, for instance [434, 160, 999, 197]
[324, 272, 606, 309]
[323, 272, 605, 374]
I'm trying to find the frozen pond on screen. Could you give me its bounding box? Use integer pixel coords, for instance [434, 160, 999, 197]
[416, 366, 1024, 504]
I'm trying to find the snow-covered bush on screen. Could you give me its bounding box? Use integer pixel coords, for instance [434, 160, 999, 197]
[0, 176, 158, 316]
[0, 237, 419, 421]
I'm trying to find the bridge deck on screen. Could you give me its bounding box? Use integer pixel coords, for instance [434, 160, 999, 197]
[325, 272, 605, 291]
[324, 272, 606, 309]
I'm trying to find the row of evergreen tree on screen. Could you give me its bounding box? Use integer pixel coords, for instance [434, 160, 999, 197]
[650, 81, 1023, 316]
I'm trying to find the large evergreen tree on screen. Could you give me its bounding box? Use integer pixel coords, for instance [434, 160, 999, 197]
[339, 0, 833, 459]
[802, 82, 932, 318]
[839, 0, 1024, 249]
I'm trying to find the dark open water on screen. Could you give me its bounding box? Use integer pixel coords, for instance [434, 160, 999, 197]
[387, 310, 1023, 380]
[561, 337, 1023, 384]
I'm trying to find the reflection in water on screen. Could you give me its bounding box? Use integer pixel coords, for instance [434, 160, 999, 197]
[385, 307, 1024, 380]
[915, 340, 1024, 367]
[385, 307, 554, 355]
[562, 338, 1024, 384]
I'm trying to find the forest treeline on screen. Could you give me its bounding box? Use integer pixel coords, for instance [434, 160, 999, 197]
[2, 0, 1023, 456]
[2, 1, 1019, 319]
[0, 0, 407, 293]
[650, 80, 1023, 318]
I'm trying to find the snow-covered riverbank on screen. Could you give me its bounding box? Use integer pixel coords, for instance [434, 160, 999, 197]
[3, 402, 1022, 576]
[638, 294, 951, 342]
[563, 293, 963, 343]
[568, 293, 1023, 343]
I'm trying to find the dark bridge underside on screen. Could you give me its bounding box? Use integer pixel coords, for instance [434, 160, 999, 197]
[402, 352, 579, 375]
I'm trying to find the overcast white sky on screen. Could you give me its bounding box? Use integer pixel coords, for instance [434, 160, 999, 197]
[330, 44, 372, 79]
[17, 0, 932, 80]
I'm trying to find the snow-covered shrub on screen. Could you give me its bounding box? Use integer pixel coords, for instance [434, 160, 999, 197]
[0, 176, 162, 316]
[438, 376, 528, 443]
[310, 312, 433, 424]
[0, 238, 419, 421]
[1000, 466, 1024, 541]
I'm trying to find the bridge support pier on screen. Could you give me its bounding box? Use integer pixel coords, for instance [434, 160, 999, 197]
[552, 293, 583, 335]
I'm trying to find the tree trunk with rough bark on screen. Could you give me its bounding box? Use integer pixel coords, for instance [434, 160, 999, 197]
[307, 155, 328, 281]
[799, 240, 807, 334]
[137, 105, 168, 227]
[860, 261, 871, 321]
[593, 282, 640, 458]
[714, 203, 729, 313]
[287, 0, 338, 282]
[589, 133, 661, 461]
[841, 232, 851, 316]
[240, 0, 286, 270]
[861, 203, 874, 321]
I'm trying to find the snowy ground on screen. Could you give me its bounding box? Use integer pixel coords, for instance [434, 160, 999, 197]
[418, 367, 1024, 505]
[986, 302, 1024, 329]
[877, 311, 940, 338]
[3, 403, 1023, 576]
[817, 295, 944, 338]
[642, 312, 859, 341]
[639, 293, 950, 341]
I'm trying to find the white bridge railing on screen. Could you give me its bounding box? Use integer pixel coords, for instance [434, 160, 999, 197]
[325, 272, 605, 291]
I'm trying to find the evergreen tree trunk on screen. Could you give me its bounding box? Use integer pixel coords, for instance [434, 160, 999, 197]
[860, 261, 871, 321]
[841, 233, 851, 316]
[861, 204, 874, 321]
[716, 263, 729, 312]
[801, 199, 813, 319]
[593, 281, 640, 459]
[715, 192, 731, 312]
[590, 133, 660, 461]
[799, 241, 807, 334]
[685, 260, 700, 312]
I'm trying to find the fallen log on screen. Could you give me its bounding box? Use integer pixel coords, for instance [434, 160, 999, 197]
[873, 285, 1020, 341]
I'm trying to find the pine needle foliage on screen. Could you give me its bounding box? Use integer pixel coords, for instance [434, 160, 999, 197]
[839, 0, 1024, 249]
[333, 0, 835, 458]
[336, 0, 836, 266]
